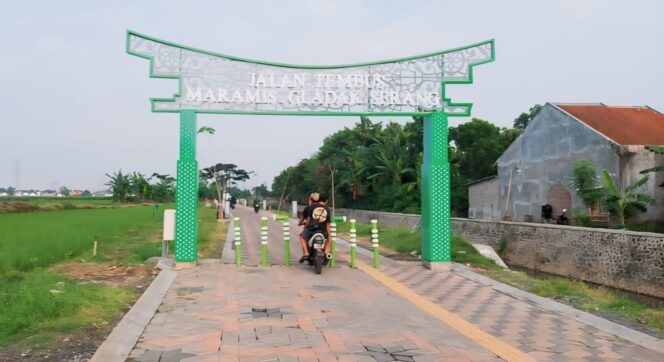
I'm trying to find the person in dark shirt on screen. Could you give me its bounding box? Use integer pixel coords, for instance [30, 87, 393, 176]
[298, 192, 319, 226]
[298, 193, 331, 263]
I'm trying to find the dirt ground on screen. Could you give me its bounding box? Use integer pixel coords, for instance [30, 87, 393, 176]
[53, 262, 156, 288]
[0, 263, 158, 362]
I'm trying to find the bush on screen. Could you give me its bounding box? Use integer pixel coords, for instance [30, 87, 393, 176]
[61, 202, 76, 210]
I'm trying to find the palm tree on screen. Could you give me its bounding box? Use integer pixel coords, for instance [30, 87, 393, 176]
[367, 125, 415, 184]
[599, 169, 655, 228]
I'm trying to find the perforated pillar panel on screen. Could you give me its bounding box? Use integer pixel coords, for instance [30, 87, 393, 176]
[421, 111, 451, 262]
[175, 110, 199, 262]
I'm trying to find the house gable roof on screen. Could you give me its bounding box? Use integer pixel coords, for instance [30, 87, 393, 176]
[553, 103, 664, 146]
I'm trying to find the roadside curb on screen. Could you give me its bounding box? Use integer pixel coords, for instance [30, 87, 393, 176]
[89, 259, 177, 362]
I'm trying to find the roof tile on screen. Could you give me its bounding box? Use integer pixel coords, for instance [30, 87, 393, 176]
[555, 103, 664, 145]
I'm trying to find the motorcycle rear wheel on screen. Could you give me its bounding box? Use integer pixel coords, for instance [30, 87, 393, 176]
[314, 253, 323, 274]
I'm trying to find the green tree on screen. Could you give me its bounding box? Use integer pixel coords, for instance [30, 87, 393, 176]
[6, 187, 16, 196]
[82, 190, 92, 197]
[150, 173, 176, 202]
[449, 119, 515, 215]
[198, 181, 215, 199]
[129, 172, 151, 201]
[600, 170, 655, 228]
[253, 184, 269, 199]
[571, 160, 603, 209]
[513, 104, 543, 129]
[200, 163, 252, 208]
[58, 186, 70, 197]
[368, 123, 415, 184]
[105, 171, 130, 202]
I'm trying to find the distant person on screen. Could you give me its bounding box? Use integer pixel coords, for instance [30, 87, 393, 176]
[541, 204, 553, 224]
[556, 209, 569, 225]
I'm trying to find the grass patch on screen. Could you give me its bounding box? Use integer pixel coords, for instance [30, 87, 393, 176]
[0, 205, 172, 348]
[197, 206, 227, 258]
[0, 269, 134, 346]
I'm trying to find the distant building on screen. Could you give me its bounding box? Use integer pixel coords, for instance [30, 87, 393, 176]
[467, 176, 499, 220]
[469, 103, 664, 225]
[41, 190, 57, 197]
[92, 190, 113, 197]
[69, 190, 83, 197]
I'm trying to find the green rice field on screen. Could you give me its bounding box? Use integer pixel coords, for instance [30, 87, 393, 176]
[0, 197, 113, 206]
[0, 206, 163, 274]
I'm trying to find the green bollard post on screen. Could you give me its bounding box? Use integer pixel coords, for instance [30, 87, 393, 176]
[329, 222, 337, 268]
[329, 216, 346, 268]
[260, 217, 269, 267]
[272, 214, 291, 266]
[349, 219, 357, 269]
[234, 217, 242, 267]
[283, 221, 291, 267]
[371, 219, 379, 269]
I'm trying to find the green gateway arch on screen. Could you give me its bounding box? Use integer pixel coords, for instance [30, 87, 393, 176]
[126, 30, 494, 269]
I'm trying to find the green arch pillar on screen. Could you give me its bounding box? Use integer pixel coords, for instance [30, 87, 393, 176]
[421, 111, 451, 269]
[175, 110, 199, 267]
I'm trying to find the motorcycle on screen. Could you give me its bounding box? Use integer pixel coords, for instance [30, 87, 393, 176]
[306, 232, 328, 274]
[253, 202, 260, 213]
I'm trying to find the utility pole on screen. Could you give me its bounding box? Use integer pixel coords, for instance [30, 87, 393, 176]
[328, 163, 336, 217]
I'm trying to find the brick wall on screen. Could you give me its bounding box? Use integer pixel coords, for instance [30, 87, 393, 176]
[452, 218, 664, 298]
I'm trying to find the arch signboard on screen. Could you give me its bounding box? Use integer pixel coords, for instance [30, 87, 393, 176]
[127, 30, 494, 268]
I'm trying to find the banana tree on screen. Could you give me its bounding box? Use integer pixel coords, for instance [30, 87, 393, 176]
[600, 169, 655, 228]
[105, 170, 131, 203]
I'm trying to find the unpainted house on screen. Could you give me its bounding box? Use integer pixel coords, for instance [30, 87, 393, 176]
[468, 103, 664, 226]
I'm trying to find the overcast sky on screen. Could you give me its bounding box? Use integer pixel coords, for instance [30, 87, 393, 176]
[1, 0, 662, 191]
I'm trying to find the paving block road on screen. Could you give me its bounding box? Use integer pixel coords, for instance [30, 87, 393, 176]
[115, 206, 663, 361]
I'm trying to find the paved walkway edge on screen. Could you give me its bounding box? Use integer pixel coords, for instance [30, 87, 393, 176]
[89, 259, 178, 362]
[357, 260, 536, 362]
[451, 264, 664, 354]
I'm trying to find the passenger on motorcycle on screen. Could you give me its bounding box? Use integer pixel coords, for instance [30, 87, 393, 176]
[298, 192, 320, 227]
[298, 193, 331, 263]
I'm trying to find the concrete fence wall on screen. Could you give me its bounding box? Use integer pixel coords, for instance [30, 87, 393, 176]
[320, 207, 664, 298]
[451, 218, 664, 298]
[333, 208, 421, 230]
